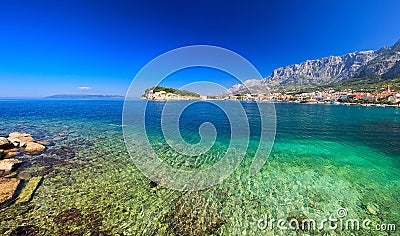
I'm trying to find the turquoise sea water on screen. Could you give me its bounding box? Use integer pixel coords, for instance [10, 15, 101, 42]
[0, 99, 399, 235]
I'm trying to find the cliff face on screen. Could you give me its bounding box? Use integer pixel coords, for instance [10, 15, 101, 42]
[355, 41, 400, 79]
[226, 39, 400, 94]
[264, 51, 377, 86]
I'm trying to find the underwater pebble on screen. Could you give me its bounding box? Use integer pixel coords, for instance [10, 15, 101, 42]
[366, 203, 379, 215]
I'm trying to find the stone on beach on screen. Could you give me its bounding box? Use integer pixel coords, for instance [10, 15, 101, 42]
[7, 139, 20, 148]
[0, 137, 12, 148]
[16, 176, 43, 204]
[0, 158, 22, 172]
[8, 132, 33, 139]
[0, 177, 20, 204]
[0, 132, 50, 209]
[5, 132, 47, 154]
[22, 142, 46, 154]
[8, 132, 35, 147]
[3, 148, 20, 158]
[0, 137, 13, 149]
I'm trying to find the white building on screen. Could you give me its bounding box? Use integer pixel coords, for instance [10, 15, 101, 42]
[388, 93, 400, 103]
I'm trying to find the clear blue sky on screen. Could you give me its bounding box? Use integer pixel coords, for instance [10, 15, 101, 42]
[0, 0, 399, 97]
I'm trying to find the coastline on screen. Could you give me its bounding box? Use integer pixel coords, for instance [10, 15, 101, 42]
[142, 98, 400, 108]
[270, 100, 400, 108]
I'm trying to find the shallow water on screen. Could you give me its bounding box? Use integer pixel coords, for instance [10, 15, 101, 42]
[0, 99, 399, 235]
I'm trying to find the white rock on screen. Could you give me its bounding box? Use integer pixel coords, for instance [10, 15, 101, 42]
[0, 177, 20, 204]
[8, 132, 34, 147]
[0, 137, 12, 149]
[0, 159, 22, 172]
[22, 142, 45, 154]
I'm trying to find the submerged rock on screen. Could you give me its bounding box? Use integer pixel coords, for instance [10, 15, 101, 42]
[48, 146, 75, 159]
[9, 225, 41, 236]
[0, 159, 22, 173]
[16, 176, 43, 204]
[54, 208, 83, 226]
[149, 180, 158, 188]
[36, 141, 51, 146]
[22, 142, 45, 154]
[85, 211, 103, 230]
[167, 191, 226, 235]
[0, 177, 20, 204]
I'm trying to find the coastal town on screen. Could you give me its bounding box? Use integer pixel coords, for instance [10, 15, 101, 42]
[144, 85, 400, 107]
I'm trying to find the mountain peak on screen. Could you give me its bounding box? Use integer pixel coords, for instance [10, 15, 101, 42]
[226, 39, 400, 94]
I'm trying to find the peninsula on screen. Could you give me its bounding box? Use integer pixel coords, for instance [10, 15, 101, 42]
[143, 86, 204, 101]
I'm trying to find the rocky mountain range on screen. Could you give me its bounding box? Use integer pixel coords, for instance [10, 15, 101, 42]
[226, 39, 400, 94]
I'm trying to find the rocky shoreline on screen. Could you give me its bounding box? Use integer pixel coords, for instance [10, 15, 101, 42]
[0, 132, 49, 207]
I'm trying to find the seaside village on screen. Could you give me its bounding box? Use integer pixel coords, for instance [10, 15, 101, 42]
[145, 85, 400, 107]
[239, 85, 400, 106]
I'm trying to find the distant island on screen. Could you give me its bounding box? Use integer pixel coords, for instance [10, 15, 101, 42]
[143, 86, 204, 100]
[46, 94, 124, 100]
